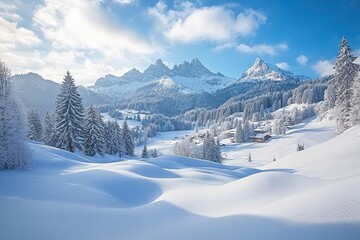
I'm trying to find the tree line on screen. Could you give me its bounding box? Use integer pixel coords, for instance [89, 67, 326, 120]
[27, 71, 135, 157]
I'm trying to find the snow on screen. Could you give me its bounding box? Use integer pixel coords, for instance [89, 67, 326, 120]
[1, 120, 360, 239]
[240, 58, 309, 81]
[222, 116, 335, 167]
[101, 112, 142, 128]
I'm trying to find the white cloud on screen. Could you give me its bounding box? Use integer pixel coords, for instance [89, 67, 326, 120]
[236, 43, 288, 56]
[113, 0, 137, 4]
[33, 0, 158, 55]
[148, 1, 266, 43]
[296, 54, 308, 65]
[312, 60, 335, 77]
[276, 62, 290, 70]
[0, 2, 22, 22]
[0, 16, 41, 49]
[0, 0, 163, 85]
[212, 42, 236, 52]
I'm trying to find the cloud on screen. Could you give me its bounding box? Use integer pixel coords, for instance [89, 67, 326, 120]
[148, 1, 266, 43]
[276, 62, 290, 70]
[0, 2, 22, 22]
[312, 60, 335, 77]
[113, 0, 137, 5]
[33, 0, 158, 55]
[1, 0, 161, 85]
[236, 43, 288, 56]
[212, 42, 236, 52]
[296, 54, 308, 65]
[0, 16, 41, 49]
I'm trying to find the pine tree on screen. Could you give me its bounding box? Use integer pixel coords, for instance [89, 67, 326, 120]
[248, 152, 252, 162]
[321, 84, 336, 113]
[122, 121, 135, 156]
[0, 61, 28, 170]
[83, 106, 106, 156]
[351, 72, 360, 126]
[150, 149, 158, 158]
[235, 122, 245, 143]
[54, 71, 85, 152]
[141, 144, 149, 158]
[27, 109, 43, 142]
[104, 121, 119, 155]
[243, 120, 253, 141]
[202, 132, 222, 163]
[333, 37, 358, 134]
[43, 111, 57, 146]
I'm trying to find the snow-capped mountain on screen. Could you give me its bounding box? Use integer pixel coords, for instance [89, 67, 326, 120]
[143, 59, 172, 80]
[240, 58, 309, 81]
[90, 58, 237, 99]
[172, 58, 216, 78]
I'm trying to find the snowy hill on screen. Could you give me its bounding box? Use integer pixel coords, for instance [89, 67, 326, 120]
[240, 58, 309, 81]
[1, 123, 360, 239]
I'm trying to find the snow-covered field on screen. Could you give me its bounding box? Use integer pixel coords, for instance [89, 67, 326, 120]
[1, 117, 360, 239]
[222, 117, 335, 167]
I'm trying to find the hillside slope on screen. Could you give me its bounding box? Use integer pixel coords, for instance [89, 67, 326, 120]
[0, 126, 359, 240]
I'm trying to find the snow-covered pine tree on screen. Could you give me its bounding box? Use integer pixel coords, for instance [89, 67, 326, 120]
[150, 149, 158, 158]
[202, 132, 222, 163]
[141, 143, 149, 158]
[273, 114, 286, 135]
[248, 152, 252, 162]
[83, 106, 106, 156]
[104, 121, 119, 155]
[43, 111, 57, 147]
[235, 122, 245, 143]
[321, 84, 336, 113]
[351, 72, 360, 126]
[333, 37, 358, 134]
[243, 120, 253, 141]
[54, 71, 85, 152]
[0, 61, 28, 170]
[115, 121, 126, 157]
[27, 109, 43, 142]
[122, 121, 135, 156]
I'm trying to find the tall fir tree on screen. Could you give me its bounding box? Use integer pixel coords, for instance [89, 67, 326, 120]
[0, 61, 28, 169]
[43, 111, 57, 147]
[333, 37, 357, 134]
[27, 109, 43, 142]
[83, 106, 106, 156]
[54, 71, 85, 152]
[122, 121, 135, 156]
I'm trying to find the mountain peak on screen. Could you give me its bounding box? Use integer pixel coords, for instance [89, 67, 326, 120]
[191, 58, 201, 65]
[155, 58, 165, 67]
[173, 58, 215, 78]
[143, 59, 171, 79]
[241, 58, 294, 81]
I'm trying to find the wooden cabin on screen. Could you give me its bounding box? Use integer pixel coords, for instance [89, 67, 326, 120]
[253, 134, 271, 143]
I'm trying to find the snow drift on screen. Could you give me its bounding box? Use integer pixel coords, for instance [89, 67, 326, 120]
[0, 126, 360, 240]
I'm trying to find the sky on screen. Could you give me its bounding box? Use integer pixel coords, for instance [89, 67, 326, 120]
[1, 0, 360, 86]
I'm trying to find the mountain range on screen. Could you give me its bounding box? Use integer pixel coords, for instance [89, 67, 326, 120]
[11, 58, 310, 116]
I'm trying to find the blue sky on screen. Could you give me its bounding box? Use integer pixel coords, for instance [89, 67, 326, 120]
[1, 0, 359, 85]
